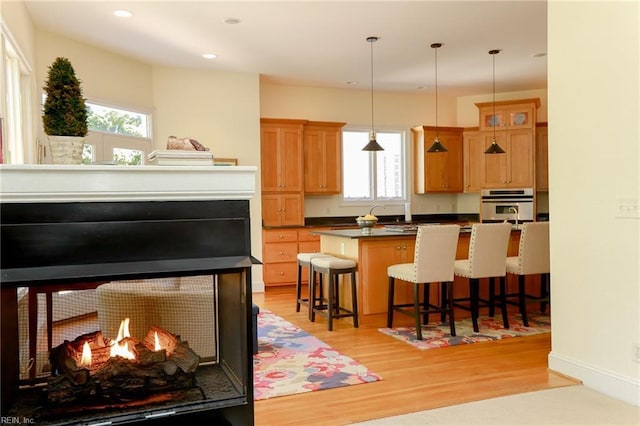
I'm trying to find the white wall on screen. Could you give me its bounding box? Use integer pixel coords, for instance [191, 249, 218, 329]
[547, 1, 640, 405]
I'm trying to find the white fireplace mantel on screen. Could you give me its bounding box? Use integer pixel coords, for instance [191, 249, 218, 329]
[0, 165, 257, 203]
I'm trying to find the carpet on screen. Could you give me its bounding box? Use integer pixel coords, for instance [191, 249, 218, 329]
[253, 310, 382, 400]
[378, 314, 550, 350]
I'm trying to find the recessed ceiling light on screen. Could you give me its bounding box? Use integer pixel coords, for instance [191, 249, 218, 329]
[223, 17, 241, 25]
[113, 10, 133, 18]
[202, 53, 217, 60]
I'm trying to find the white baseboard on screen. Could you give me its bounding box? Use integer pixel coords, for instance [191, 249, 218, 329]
[548, 351, 640, 406]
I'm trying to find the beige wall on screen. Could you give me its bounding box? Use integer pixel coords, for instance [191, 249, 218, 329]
[35, 29, 154, 114]
[548, 0, 639, 405]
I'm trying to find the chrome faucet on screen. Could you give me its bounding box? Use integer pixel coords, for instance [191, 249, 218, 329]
[369, 204, 384, 216]
[508, 206, 519, 228]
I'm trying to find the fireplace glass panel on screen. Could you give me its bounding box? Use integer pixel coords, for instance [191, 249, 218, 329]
[8, 271, 249, 425]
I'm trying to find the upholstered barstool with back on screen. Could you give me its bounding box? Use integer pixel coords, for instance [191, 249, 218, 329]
[453, 222, 512, 332]
[295, 252, 332, 319]
[387, 224, 460, 340]
[505, 221, 550, 326]
[310, 256, 358, 331]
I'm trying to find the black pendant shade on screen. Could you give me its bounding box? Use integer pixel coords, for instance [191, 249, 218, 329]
[363, 36, 384, 151]
[485, 49, 506, 155]
[362, 133, 384, 151]
[427, 42, 447, 153]
[485, 138, 506, 154]
[426, 136, 447, 153]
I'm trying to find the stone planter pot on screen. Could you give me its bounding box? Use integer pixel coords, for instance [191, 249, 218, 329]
[48, 135, 85, 164]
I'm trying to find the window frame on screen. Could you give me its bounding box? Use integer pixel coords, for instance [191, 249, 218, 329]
[341, 126, 408, 206]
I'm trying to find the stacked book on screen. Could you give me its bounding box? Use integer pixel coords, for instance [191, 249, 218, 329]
[147, 150, 214, 166]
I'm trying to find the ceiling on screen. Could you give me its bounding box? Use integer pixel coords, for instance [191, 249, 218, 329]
[24, 0, 547, 96]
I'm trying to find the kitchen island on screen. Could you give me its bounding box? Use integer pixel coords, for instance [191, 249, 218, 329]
[312, 225, 524, 325]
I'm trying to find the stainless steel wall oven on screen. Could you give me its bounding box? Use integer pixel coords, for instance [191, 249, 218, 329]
[480, 188, 534, 223]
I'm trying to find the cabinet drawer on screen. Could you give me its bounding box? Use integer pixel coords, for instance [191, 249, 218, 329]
[264, 263, 297, 284]
[263, 242, 298, 263]
[298, 241, 320, 254]
[263, 229, 298, 243]
[298, 227, 323, 242]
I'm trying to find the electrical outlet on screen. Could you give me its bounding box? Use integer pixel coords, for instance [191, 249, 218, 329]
[340, 242, 346, 255]
[633, 342, 640, 363]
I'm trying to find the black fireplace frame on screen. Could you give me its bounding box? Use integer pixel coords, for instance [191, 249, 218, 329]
[1, 199, 255, 425]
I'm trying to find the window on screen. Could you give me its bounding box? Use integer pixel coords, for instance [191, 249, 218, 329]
[342, 129, 406, 202]
[2, 27, 33, 164]
[82, 102, 152, 165]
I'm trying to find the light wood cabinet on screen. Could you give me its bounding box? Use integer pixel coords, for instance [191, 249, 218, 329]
[262, 227, 326, 287]
[261, 118, 306, 227]
[480, 129, 534, 188]
[260, 119, 305, 192]
[477, 99, 538, 132]
[304, 121, 345, 194]
[262, 228, 299, 286]
[470, 99, 539, 189]
[536, 123, 548, 191]
[358, 238, 417, 315]
[262, 193, 304, 227]
[463, 128, 482, 192]
[412, 126, 463, 193]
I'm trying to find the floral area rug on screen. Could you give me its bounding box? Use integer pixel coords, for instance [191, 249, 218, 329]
[378, 314, 550, 350]
[253, 310, 381, 400]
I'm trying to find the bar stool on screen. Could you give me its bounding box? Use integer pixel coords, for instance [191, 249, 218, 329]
[453, 222, 512, 332]
[505, 222, 550, 326]
[296, 252, 332, 319]
[310, 256, 358, 331]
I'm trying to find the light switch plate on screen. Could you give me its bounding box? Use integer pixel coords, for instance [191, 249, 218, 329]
[616, 198, 640, 218]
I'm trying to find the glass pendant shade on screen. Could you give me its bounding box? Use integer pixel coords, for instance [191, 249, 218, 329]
[485, 49, 506, 155]
[427, 42, 447, 153]
[363, 36, 384, 151]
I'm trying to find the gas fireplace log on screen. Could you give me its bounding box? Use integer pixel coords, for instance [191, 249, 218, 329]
[144, 325, 179, 355]
[171, 342, 200, 373]
[47, 326, 200, 404]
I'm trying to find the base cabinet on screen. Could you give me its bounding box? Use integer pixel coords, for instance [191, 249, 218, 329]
[262, 227, 323, 286]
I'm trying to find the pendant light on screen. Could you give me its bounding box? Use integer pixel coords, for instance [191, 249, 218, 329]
[484, 49, 506, 154]
[426, 42, 447, 153]
[362, 36, 384, 151]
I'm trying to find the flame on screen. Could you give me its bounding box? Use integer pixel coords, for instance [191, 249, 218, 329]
[80, 341, 92, 367]
[110, 318, 136, 360]
[154, 331, 161, 351]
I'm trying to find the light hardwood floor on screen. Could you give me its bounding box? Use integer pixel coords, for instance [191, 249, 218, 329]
[252, 286, 578, 426]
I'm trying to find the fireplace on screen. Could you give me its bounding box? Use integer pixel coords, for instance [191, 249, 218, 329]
[1, 165, 257, 425]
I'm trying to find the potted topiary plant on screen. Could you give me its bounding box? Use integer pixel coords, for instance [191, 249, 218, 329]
[42, 57, 88, 164]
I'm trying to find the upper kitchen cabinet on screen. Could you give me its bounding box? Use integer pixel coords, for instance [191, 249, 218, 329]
[477, 98, 539, 132]
[463, 128, 483, 192]
[412, 126, 463, 193]
[304, 121, 346, 194]
[480, 129, 534, 188]
[260, 118, 306, 193]
[472, 98, 539, 189]
[536, 123, 549, 191]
